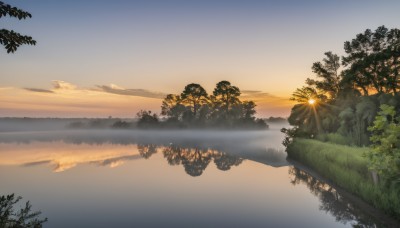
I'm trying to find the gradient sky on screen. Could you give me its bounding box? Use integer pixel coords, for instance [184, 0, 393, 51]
[1, 0, 400, 117]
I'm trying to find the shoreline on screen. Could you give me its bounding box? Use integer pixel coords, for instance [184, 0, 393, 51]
[287, 158, 400, 227]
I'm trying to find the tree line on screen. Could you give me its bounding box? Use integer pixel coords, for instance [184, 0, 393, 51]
[284, 25, 400, 184]
[136, 80, 268, 129]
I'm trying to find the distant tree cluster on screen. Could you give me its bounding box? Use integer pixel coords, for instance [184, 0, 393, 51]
[266, 117, 287, 124]
[136, 81, 268, 129]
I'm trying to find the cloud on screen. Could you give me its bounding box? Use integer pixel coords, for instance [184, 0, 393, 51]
[24, 88, 54, 93]
[52, 80, 77, 90]
[241, 90, 263, 94]
[96, 85, 166, 99]
[241, 90, 282, 100]
[22, 160, 51, 167]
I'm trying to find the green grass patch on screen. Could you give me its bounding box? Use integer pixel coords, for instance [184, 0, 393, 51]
[287, 139, 400, 219]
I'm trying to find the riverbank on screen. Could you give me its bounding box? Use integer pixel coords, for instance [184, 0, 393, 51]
[287, 139, 400, 221]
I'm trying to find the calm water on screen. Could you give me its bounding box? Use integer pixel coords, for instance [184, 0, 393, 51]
[0, 129, 386, 227]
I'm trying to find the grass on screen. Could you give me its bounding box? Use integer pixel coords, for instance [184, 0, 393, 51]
[287, 138, 400, 219]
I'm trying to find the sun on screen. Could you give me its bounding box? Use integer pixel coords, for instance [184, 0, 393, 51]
[308, 99, 316, 105]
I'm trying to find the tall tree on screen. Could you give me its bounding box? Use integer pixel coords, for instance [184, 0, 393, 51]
[307, 52, 342, 99]
[180, 83, 208, 117]
[342, 26, 400, 95]
[213, 81, 241, 114]
[161, 94, 186, 120]
[290, 85, 327, 103]
[0, 1, 36, 53]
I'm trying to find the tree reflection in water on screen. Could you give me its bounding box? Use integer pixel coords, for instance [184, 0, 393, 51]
[137, 144, 158, 159]
[139, 144, 243, 177]
[289, 167, 382, 228]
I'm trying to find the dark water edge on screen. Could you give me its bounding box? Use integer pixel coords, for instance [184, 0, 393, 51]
[287, 159, 400, 228]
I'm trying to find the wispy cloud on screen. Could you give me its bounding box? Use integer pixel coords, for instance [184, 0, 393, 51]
[24, 88, 54, 93]
[96, 85, 166, 99]
[52, 80, 77, 90]
[22, 81, 167, 100]
[241, 90, 286, 101]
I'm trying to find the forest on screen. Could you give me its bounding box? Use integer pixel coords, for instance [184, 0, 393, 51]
[283, 26, 400, 212]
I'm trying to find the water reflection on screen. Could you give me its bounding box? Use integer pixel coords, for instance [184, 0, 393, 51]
[162, 145, 242, 176]
[0, 130, 287, 176]
[289, 167, 382, 227]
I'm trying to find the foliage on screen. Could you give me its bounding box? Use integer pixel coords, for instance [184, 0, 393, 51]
[315, 133, 351, 146]
[281, 127, 299, 147]
[342, 26, 400, 95]
[0, 194, 48, 228]
[367, 105, 400, 186]
[157, 80, 267, 129]
[287, 25, 400, 147]
[180, 83, 209, 117]
[212, 80, 241, 114]
[0, 1, 36, 53]
[136, 110, 159, 129]
[308, 52, 342, 100]
[287, 139, 400, 219]
[112, 120, 132, 129]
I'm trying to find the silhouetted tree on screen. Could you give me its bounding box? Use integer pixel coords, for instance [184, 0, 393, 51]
[0, 1, 36, 53]
[158, 81, 267, 129]
[161, 94, 186, 121]
[0, 194, 48, 228]
[307, 52, 342, 99]
[136, 110, 159, 128]
[342, 26, 400, 95]
[180, 83, 209, 117]
[213, 81, 241, 115]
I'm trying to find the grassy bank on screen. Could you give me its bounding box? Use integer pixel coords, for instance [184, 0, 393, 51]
[287, 138, 400, 219]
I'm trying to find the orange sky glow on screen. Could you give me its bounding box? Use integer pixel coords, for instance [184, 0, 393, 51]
[0, 81, 295, 118]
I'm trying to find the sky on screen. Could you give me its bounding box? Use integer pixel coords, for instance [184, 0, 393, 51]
[1, 0, 400, 117]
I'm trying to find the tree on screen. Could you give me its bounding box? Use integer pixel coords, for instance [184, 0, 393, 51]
[342, 26, 400, 95]
[290, 85, 327, 104]
[367, 104, 400, 184]
[0, 194, 48, 228]
[161, 94, 187, 121]
[241, 101, 256, 119]
[136, 110, 159, 128]
[0, 1, 36, 53]
[213, 81, 241, 114]
[180, 83, 208, 117]
[307, 52, 342, 99]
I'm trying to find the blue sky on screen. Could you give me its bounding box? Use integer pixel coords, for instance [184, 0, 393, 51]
[1, 0, 400, 117]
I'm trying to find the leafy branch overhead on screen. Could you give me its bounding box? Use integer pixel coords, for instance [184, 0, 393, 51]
[0, 1, 36, 53]
[0, 194, 48, 227]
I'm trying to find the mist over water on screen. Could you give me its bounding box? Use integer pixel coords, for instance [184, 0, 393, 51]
[0, 122, 385, 227]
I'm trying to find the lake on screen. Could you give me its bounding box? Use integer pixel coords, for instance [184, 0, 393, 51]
[0, 128, 386, 227]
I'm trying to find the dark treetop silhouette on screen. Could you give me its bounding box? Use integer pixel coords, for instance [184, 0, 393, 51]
[0, 1, 36, 53]
[138, 80, 267, 129]
[0, 194, 47, 228]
